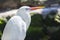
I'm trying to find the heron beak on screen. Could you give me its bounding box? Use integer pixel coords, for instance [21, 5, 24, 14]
[30, 6, 45, 16]
[30, 6, 45, 10]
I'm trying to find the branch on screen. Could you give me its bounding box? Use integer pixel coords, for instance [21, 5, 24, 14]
[0, 9, 18, 18]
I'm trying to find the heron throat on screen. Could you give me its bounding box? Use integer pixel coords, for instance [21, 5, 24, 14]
[16, 10, 31, 29]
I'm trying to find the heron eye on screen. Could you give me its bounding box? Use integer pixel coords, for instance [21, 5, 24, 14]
[26, 8, 29, 10]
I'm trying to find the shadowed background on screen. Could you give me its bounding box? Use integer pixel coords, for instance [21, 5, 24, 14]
[0, 0, 60, 40]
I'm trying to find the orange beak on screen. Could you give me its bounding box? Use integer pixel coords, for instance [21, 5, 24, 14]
[30, 6, 45, 10]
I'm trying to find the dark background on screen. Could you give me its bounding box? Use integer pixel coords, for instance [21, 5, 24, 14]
[0, 0, 60, 40]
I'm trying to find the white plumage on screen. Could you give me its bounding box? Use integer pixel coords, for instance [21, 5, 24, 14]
[2, 16, 26, 40]
[2, 5, 59, 40]
[1, 6, 31, 40]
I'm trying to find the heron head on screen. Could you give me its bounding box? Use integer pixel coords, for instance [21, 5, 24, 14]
[19, 6, 31, 12]
[16, 6, 45, 29]
[19, 6, 45, 12]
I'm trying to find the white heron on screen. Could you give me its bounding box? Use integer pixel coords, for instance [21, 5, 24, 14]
[1, 6, 43, 40]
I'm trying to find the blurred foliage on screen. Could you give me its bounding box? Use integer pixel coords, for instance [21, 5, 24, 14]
[0, 0, 60, 40]
[25, 14, 48, 40]
[0, 14, 60, 40]
[25, 14, 60, 40]
[0, 18, 6, 40]
[0, 0, 60, 10]
[54, 14, 60, 23]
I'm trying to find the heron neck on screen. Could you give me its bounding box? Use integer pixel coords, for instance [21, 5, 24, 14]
[16, 11, 31, 29]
